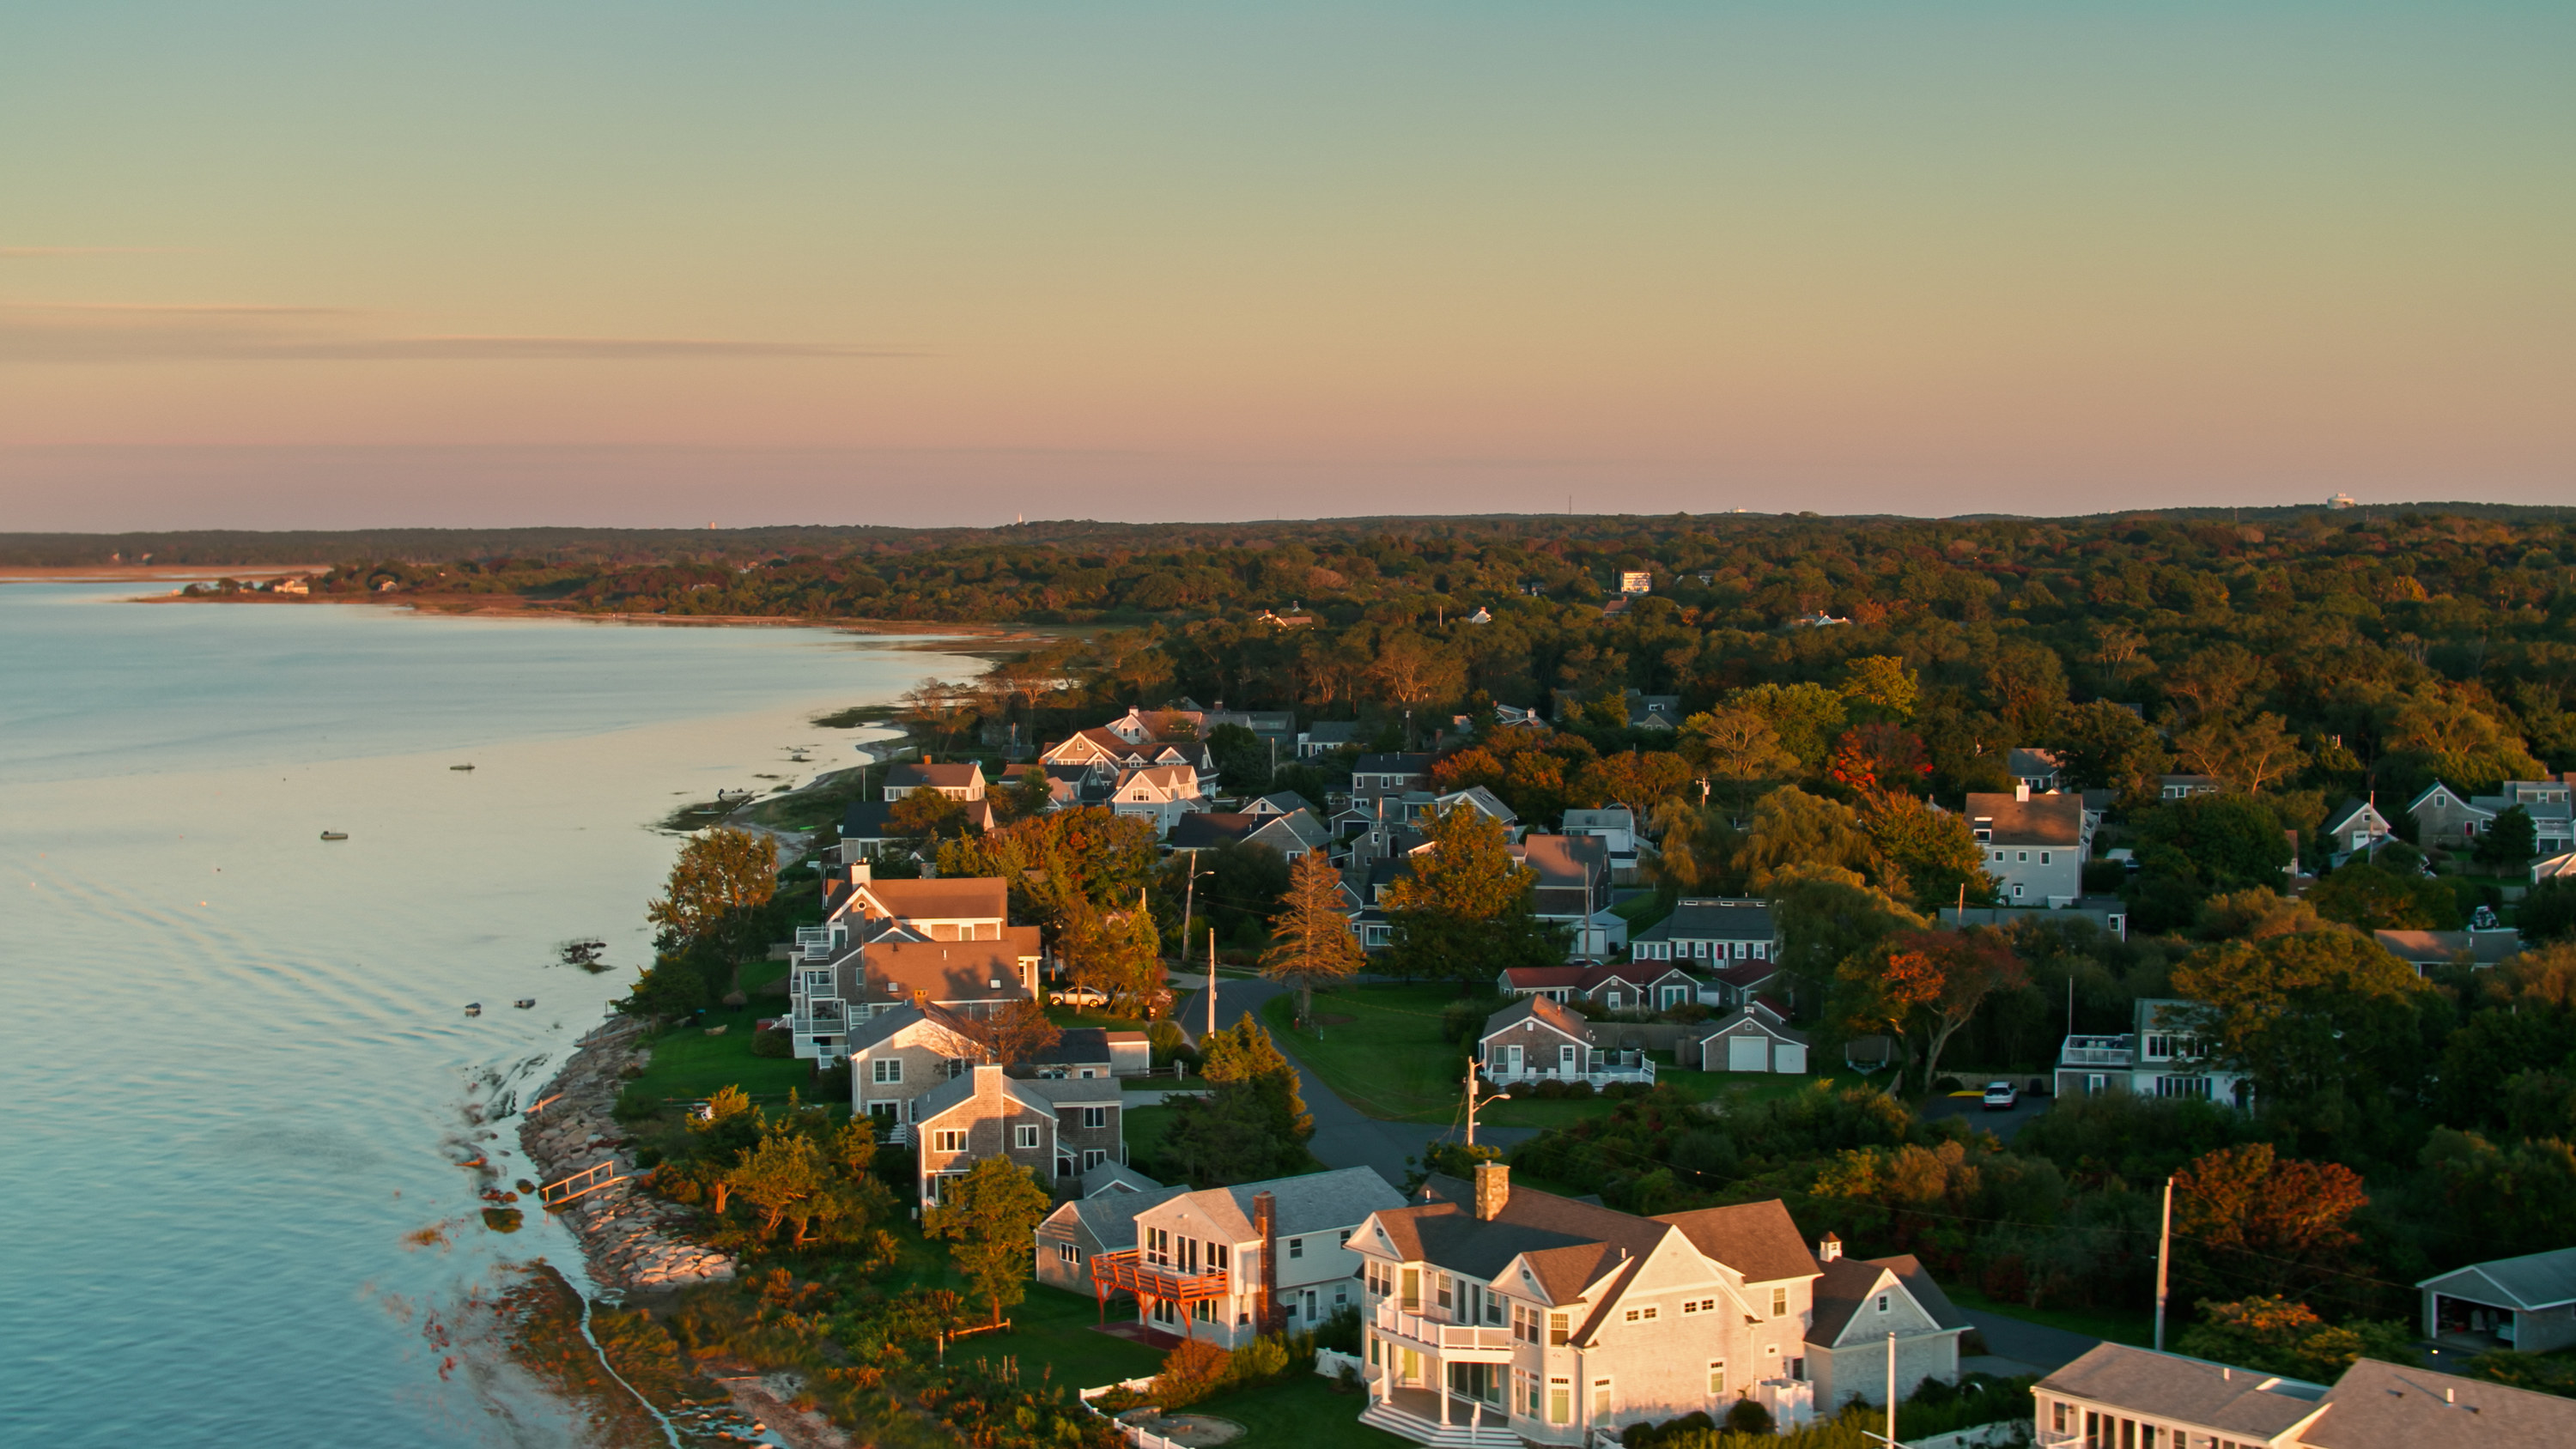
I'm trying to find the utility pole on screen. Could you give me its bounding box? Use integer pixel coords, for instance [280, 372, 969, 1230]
[2155, 1176, 2175, 1352]
[1462, 1063, 1491, 1149]
[1207, 930, 1218, 1042]
[1179, 852, 1200, 984]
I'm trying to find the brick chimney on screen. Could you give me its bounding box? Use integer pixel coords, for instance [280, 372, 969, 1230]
[1818, 1233, 1842, 1263]
[1473, 1161, 1510, 1221]
[1253, 1190, 1279, 1331]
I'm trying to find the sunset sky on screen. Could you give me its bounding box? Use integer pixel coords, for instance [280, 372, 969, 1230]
[3, 3, 2568, 530]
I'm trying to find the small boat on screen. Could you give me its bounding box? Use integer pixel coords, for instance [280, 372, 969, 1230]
[513, 998, 535, 1009]
[319, 831, 349, 841]
[464, 1002, 482, 1016]
[450, 763, 476, 772]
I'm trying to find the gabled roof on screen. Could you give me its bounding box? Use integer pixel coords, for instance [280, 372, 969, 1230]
[1081, 1161, 1167, 1198]
[1714, 959, 1782, 992]
[1649, 1199, 1820, 1286]
[1042, 1180, 1189, 1249]
[1517, 833, 1608, 887]
[888, 761, 983, 790]
[1027, 1027, 1116, 1068]
[840, 800, 902, 840]
[2309, 1356, 2576, 1449]
[1354, 752, 1433, 774]
[2040, 1343, 2326, 1441]
[914, 1064, 1061, 1124]
[1807, 1252, 1972, 1344]
[1964, 791, 2086, 846]
[1249, 809, 1332, 852]
[843, 1002, 981, 1056]
[1433, 785, 1520, 824]
[2321, 797, 2390, 834]
[2007, 748, 2063, 777]
[1169, 812, 1260, 850]
[2416, 1245, 2576, 1310]
[864, 932, 1042, 1007]
[1633, 898, 1778, 943]
[1372, 1176, 1669, 1306]
[2407, 780, 2488, 815]
[1478, 994, 1593, 1042]
[862, 876, 1010, 923]
[1498, 964, 1589, 990]
[1698, 1004, 1810, 1047]
[1246, 791, 1314, 816]
[2371, 930, 2523, 967]
[1149, 1167, 1406, 1242]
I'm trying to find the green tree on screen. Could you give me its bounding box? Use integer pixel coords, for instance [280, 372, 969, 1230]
[1864, 791, 1996, 907]
[1771, 867, 1929, 1010]
[2475, 805, 2540, 871]
[1680, 705, 1800, 815]
[1162, 1013, 1319, 1185]
[2171, 930, 2429, 1135]
[2051, 700, 2168, 809]
[2178, 1297, 2417, 1380]
[888, 788, 970, 841]
[2307, 860, 2463, 931]
[1261, 850, 1367, 1023]
[1062, 899, 1166, 1016]
[922, 1155, 1054, 1325]
[646, 827, 778, 950]
[1736, 787, 1884, 892]
[2417, 1129, 2576, 1264]
[2385, 685, 2544, 794]
[1382, 803, 1565, 982]
[1837, 654, 1919, 722]
[1726, 682, 1849, 770]
[726, 1129, 828, 1243]
[2518, 878, 2576, 943]
[939, 807, 1161, 943]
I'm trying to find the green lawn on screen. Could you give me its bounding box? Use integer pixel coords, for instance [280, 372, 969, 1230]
[1123, 1104, 1178, 1176]
[1188, 1372, 1409, 1449]
[1047, 1005, 1153, 1032]
[623, 998, 825, 1106]
[1947, 1283, 2154, 1348]
[945, 1284, 1167, 1392]
[1264, 983, 1474, 1121]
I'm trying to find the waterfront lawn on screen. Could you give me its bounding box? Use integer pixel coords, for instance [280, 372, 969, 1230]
[1947, 1283, 2153, 1348]
[942, 1283, 1164, 1393]
[1188, 1373, 1408, 1449]
[1262, 983, 1471, 1122]
[623, 1000, 817, 1107]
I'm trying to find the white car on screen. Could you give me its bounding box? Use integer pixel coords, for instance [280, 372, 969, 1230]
[1982, 1081, 2020, 1111]
[1049, 985, 1108, 1008]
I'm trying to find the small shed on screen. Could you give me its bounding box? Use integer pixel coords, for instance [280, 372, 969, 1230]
[1695, 1003, 1809, 1075]
[2418, 1246, 2576, 1353]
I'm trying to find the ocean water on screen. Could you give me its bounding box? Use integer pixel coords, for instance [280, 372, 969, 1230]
[0, 585, 977, 1446]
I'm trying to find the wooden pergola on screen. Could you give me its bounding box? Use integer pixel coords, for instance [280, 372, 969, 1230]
[1089, 1248, 1232, 1340]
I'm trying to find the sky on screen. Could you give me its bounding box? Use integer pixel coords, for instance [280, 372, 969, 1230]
[1, 2, 2569, 530]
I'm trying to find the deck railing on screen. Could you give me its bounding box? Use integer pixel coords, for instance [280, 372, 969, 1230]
[1372, 1303, 1516, 1354]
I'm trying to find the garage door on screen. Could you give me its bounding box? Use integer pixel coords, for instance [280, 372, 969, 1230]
[1728, 1035, 1770, 1072]
[1774, 1043, 1807, 1075]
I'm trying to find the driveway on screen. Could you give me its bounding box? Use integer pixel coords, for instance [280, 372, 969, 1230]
[1178, 975, 1531, 1191]
[1918, 1090, 2054, 1143]
[1958, 1310, 2100, 1375]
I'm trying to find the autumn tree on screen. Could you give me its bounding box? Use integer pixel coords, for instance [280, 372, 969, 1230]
[1581, 749, 1692, 822]
[1736, 787, 1884, 893]
[2177, 1297, 2417, 1380]
[888, 788, 971, 841]
[922, 1155, 1053, 1325]
[960, 997, 1064, 1066]
[1832, 928, 2026, 1090]
[2171, 1144, 2370, 1303]
[647, 827, 778, 949]
[1261, 850, 1366, 1024]
[1827, 724, 1930, 797]
[1680, 706, 1800, 815]
[1062, 898, 1167, 1016]
[1863, 791, 1995, 907]
[2172, 928, 2430, 1140]
[1382, 803, 1566, 982]
[726, 1129, 827, 1242]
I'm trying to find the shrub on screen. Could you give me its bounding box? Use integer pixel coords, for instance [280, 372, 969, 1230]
[1722, 1397, 1773, 1435]
[1228, 1333, 1289, 1384]
[812, 1060, 851, 1100]
[1314, 1303, 1364, 1355]
[750, 1027, 793, 1058]
[1440, 996, 1513, 1045]
[1148, 1019, 1190, 1066]
[1151, 1338, 1233, 1408]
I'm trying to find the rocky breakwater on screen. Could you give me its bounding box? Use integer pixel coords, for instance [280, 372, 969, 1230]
[518, 1016, 738, 1292]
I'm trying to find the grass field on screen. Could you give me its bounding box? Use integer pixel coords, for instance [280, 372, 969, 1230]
[942, 1283, 1168, 1392]
[624, 998, 826, 1106]
[1188, 1372, 1410, 1449]
[1266, 982, 1860, 1126]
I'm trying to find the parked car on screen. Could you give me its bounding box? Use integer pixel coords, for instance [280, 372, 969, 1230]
[1050, 985, 1108, 1007]
[1983, 1081, 2020, 1111]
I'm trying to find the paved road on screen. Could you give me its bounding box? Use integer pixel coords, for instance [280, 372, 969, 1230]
[1918, 1090, 2053, 1143]
[1959, 1311, 2100, 1374]
[1178, 975, 1533, 1191]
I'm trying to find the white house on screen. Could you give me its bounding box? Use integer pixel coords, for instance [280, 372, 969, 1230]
[1109, 763, 1207, 838]
[1068, 1167, 1406, 1343]
[1805, 1237, 1972, 1410]
[882, 759, 987, 802]
[2318, 797, 2397, 858]
[1965, 785, 2088, 906]
[2054, 998, 2250, 1106]
[1476, 994, 1656, 1088]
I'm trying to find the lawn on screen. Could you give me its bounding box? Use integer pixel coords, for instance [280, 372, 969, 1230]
[1947, 1283, 2154, 1348]
[623, 997, 827, 1106]
[943, 1283, 1167, 1393]
[1188, 1371, 1410, 1449]
[1263, 982, 1474, 1121]
[1123, 1104, 1178, 1177]
[1047, 1005, 1153, 1032]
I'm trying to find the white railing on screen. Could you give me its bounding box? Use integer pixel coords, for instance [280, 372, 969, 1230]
[795, 925, 838, 961]
[1373, 1303, 1516, 1353]
[792, 1009, 849, 1035]
[1486, 1052, 1656, 1086]
[2059, 1038, 2133, 1066]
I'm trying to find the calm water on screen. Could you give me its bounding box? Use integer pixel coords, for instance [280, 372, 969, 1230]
[0, 585, 975, 1446]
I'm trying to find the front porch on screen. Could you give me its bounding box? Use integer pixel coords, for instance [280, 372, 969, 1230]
[1358, 1385, 1525, 1449]
[1487, 1051, 1656, 1088]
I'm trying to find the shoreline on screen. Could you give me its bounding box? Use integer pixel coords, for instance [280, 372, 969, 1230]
[135, 586, 1063, 642]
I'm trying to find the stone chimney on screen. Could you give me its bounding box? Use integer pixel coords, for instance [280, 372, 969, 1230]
[1473, 1161, 1510, 1221]
[2014, 781, 2032, 803]
[1818, 1233, 1842, 1263]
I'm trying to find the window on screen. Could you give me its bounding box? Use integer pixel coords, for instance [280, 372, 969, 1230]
[1401, 1269, 1420, 1311]
[1514, 1305, 1540, 1343]
[2016, 851, 2029, 862]
[1339, 1229, 1352, 1246]
[1436, 1273, 1450, 1308]
[1591, 1379, 1612, 1419]
[1211, 1244, 1230, 1272]
[1547, 1379, 1571, 1425]
[1708, 1361, 1725, 1397]
[1056, 1244, 1078, 1264]
[2051, 1403, 2068, 1434]
[2040, 852, 2052, 864]
[1876, 1294, 1890, 1313]
[1771, 1288, 1788, 1318]
[872, 1058, 902, 1083]
[1081, 1106, 1108, 1130]
[1680, 1297, 1715, 1314]
[932, 1129, 965, 1153]
[1083, 1149, 1106, 1170]
[1624, 1305, 1658, 1322]
[1014, 1125, 1041, 1150]
[1290, 1237, 1304, 1259]
[1547, 1313, 1569, 1346]
[1336, 1284, 1348, 1307]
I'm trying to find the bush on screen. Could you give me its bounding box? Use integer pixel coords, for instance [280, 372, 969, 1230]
[1148, 1019, 1191, 1066]
[1314, 1303, 1364, 1355]
[750, 1027, 793, 1058]
[1896, 1373, 2034, 1440]
[1440, 996, 1514, 1045]
[812, 1060, 851, 1101]
[1228, 1333, 1289, 1384]
[1151, 1338, 1232, 1409]
[1722, 1397, 1773, 1435]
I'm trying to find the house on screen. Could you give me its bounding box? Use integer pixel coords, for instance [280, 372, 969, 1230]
[2408, 781, 2492, 848]
[1493, 962, 1704, 1015]
[788, 866, 1029, 1061]
[1352, 753, 1435, 799]
[883, 759, 986, 802]
[1467, 607, 1493, 625]
[857, 935, 1045, 1017]
[847, 1004, 986, 1137]
[1242, 791, 1316, 819]
[1168, 808, 1330, 862]
[1109, 763, 1208, 838]
[1516, 834, 1625, 958]
[2535, 851, 2576, 884]
[2055, 998, 2250, 1106]
[1941, 899, 2129, 943]
[2008, 749, 2063, 794]
[1425, 786, 1521, 834]
[1348, 1165, 1953, 1445]
[2158, 773, 2223, 801]
[2035, 1343, 2576, 1449]
[1034, 1180, 1191, 1296]
[1965, 785, 2089, 906]
[822, 864, 1012, 940]
[1561, 808, 1641, 878]
[1077, 1167, 1409, 1343]
[2417, 1246, 2576, 1353]
[1619, 571, 1653, 594]
[2472, 777, 2576, 857]
[1298, 721, 1369, 760]
[835, 800, 904, 861]
[912, 1063, 1127, 1205]
[1804, 1238, 1971, 1409]
[1476, 995, 1656, 1087]
[1042, 727, 1218, 793]
[1630, 898, 1780, 966]
[1627, 695, 1682, 731]
[1024, 1026, 1151, 1080]
[2319, 797, 2397, 857]
[2372, 929, 2526, 975]
[1692, 1002, 1809, 1075]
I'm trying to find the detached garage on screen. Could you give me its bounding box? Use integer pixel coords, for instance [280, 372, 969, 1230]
[1696, 1002, 1809, 1074]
